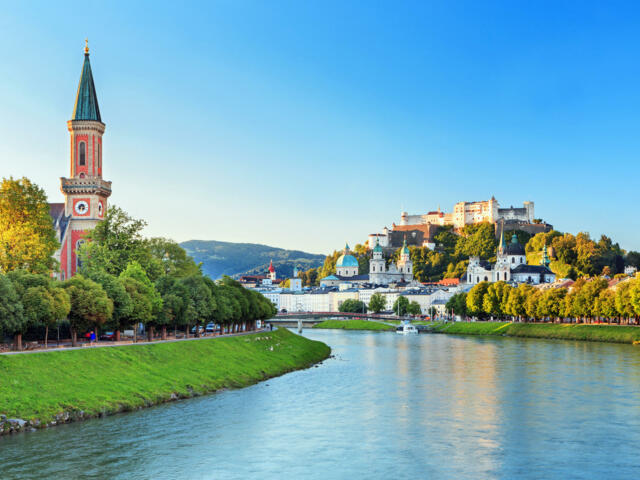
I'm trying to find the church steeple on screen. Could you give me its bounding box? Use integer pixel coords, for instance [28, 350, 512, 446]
[72, 40, 102, 122]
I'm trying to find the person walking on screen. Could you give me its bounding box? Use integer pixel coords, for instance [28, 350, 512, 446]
[90, 330, 96, 346]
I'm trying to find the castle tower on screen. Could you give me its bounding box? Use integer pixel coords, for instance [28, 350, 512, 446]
[59, 41, 112, 279]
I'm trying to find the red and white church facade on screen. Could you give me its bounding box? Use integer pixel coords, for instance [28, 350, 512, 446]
[50, 42, 111, 280]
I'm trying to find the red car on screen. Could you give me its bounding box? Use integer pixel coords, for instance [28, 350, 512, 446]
[100, 331, 117, 341]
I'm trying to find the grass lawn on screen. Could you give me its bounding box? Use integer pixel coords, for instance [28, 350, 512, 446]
[0, 328, 330, 425]
[433, 321, 640, 344]
[313, 319, 395, 331]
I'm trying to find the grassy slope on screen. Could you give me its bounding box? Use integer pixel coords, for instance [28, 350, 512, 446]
[313, 319, 394, 331]
[434, 322, 640, 344]
[0, 329, 330, 423]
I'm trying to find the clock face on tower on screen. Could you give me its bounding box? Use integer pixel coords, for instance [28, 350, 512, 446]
[73, 199, 90, 216]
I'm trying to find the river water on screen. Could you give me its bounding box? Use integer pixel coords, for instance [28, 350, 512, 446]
[2, 330, 640, 479]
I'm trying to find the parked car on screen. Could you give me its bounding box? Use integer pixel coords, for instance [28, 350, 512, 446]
[191, 326, 205, 334]
[100, 331, 117, 341]
[205, 323, 216, 333]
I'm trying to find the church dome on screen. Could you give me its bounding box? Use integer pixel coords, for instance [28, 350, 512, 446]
[337, 242, 359, 267]
[337, 253, 359, 267]
[504, 234, 525, 256]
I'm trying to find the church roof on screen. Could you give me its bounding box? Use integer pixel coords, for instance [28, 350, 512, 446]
[72, 44, 101, 122]
[511, 264, 553, 275]
[336, 254, 359, 267]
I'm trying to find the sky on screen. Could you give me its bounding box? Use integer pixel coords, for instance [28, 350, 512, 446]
[1, 0, 639, 254]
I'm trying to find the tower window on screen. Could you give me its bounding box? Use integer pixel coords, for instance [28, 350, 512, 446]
[97, 143, 101, 170]
[79, 142, 86, 166]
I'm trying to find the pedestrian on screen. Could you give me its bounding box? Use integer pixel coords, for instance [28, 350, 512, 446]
[90, 330, 96, 345]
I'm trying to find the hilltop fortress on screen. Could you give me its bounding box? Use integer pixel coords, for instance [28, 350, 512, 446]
[369, 197, 552, 250]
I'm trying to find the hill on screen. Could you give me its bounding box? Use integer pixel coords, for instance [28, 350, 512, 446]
[180, 240, 326, 280]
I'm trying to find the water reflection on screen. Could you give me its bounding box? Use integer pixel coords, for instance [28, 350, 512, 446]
[2, 332, 640, 479]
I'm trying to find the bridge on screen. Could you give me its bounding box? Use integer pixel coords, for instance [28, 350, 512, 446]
[271, 312, 406, 328]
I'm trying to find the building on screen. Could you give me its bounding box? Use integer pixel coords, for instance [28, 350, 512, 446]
[466, 230, 555, 286]
[51, 42, 111, 280]
[369, 238, 413, 284]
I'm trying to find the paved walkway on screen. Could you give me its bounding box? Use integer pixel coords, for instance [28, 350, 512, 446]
[0, 329, 271, 356]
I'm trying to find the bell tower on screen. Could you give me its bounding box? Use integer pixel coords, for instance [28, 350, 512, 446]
[59, 41, 112, 278]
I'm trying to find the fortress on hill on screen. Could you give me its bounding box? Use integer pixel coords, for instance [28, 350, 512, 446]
[369, 197, 552, 251]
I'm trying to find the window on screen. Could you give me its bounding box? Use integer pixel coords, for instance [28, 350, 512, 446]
[511, 257, 515, 264]
[97, 143, 101, 170]
[79, 142, 86, 166]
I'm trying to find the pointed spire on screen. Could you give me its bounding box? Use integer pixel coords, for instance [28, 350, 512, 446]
[344, 243, 350, 252]
[541, 244, 550, 267]
[72, 41, 101, 122]
[268, 259, 275, 273]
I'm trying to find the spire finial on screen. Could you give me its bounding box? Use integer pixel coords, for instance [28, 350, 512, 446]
[84, 38, 89, 55]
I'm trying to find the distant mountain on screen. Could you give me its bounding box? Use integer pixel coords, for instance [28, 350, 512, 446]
[180, 240, 326, 280]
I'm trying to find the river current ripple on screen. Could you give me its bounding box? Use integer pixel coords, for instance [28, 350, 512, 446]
[2, 330, 640, 479]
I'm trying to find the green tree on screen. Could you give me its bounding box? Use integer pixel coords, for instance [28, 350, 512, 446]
[368, 293, 386, 313]
[87, 270, 133, 341]
[482, 281, 511, 319]
[615, 280, 635, 324]
[537, 288, 567, 322]
[407, 301, 422, 316]
[78, 206, 162, 279]
[393, 295, 410, 316]
[466, 282, 490, 318]
[120, 262, 163, 341]
[147, 237, 201, 278]
[504, 284, 534, 320]
[0, 177, 59, 274]
[49, 286, 71, 347]
[63, 275, 113, 346]
[6, 271, 51, 349]
[155, 275, 189, 339]
[339, 299, 367, 313]
[0, 274, 26, 350]
[182, 275, 216, 337]
[594, 289, 617, 323]
[445, 292, 468, 318]
[455, 223, 496, 259]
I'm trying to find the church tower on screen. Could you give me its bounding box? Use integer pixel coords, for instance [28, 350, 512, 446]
[369, 238, 386, 284]
[59, 41, 112, 279]
[397, 237, 413, 280]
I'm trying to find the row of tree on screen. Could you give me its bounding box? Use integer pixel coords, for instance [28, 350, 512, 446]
[0, 177, 277, 350]
[338, 294, 422, 316]
[445, 277, 640, 323]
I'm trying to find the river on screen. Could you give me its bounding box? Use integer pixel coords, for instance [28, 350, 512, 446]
[2, 330, 640, 479]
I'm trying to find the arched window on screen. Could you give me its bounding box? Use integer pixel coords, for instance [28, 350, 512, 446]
[484, 276, 488, 282]
[476, 276, 480, 283]
[79, 142, 86, 166]
[511, 257, 515, 264]
[76, 240, 85, 270]
[521, 258, 524, 264]
[97, 143, 101, 170]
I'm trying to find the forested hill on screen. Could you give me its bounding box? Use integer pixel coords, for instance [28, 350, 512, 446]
[180, 240, 326, 280]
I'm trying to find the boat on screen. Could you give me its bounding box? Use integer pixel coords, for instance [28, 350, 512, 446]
[396, 321, 419, 334]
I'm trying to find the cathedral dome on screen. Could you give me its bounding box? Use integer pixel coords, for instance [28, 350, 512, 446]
[337, 253, 359, 268]
[337, 243, 359, 267]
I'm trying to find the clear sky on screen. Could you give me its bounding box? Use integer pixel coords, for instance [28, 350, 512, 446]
[1, 1, 639, 254]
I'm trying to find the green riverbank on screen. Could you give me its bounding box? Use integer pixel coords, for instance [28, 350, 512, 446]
[313, 319, 395, 331]
[433, 322, 640, 344]
[0, 328, 330, 435]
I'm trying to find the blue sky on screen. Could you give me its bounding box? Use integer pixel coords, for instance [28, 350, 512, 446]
[1, 1, 639, 254]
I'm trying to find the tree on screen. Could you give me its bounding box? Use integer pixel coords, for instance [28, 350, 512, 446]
[393, 296, 410, 316]
[504, 284, 533, 321]
[339, 299, 367, 313]
[87, 271, 133, 341]
[0, 177, 59, 274]
[625, 251, 640, 270]
[6, 271, 51, 349]
[455, 223, 496, 259]
[147, 237, 201, 278]
[181, 275, 216, 337]
[594, 289, 617, 324]
[368, 293, 386, 313]
[49, 286, 71, 347]
[155, 276, 189, 339]
[615, 280, 635, 324]
[78, 206, 162, 279]
[537, 288, 567, 322]
[445, 292, 467, 318]
[120, 262, 163, 341]
[0, 274, 26, 350]
[63, 275, 113, 346]
[21, 286, 55, 344]
[466, 282, 490, 318]
[482, 282, 511, 319]
[407, 301, 422, 316]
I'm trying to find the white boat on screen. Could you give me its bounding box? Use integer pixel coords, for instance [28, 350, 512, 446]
[396, 322, 419, 334]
